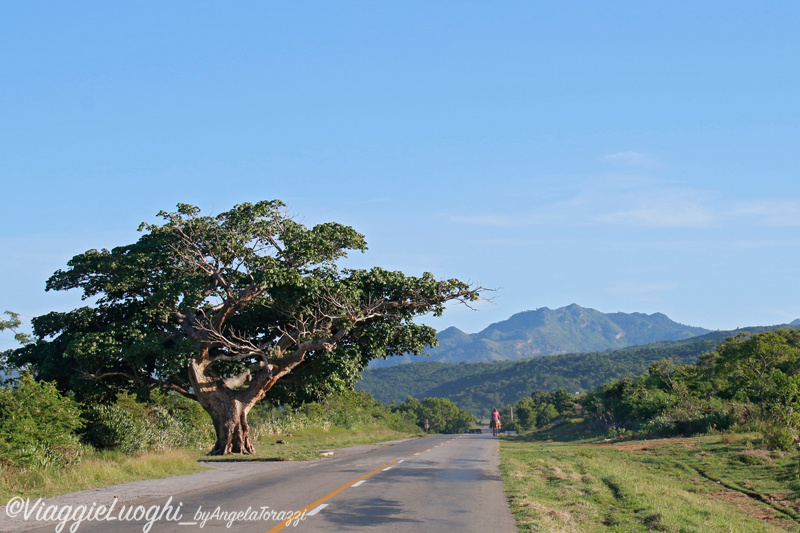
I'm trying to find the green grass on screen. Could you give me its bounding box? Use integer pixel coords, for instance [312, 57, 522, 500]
[1, 425, 420, 503]
[499, 427, 800, 532]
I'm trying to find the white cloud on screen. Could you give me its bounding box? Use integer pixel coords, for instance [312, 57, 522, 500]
[602, 151, 654, 165]
[596, 189, 718, 228]
[446, 174, 800, 231]
[448, 214, 513, 225]
[558, 176, 720, 228]
[726, 200, 800, 226]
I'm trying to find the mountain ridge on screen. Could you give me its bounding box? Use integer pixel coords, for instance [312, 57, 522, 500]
[359, 323, 800, 415]
[369, 304, 709, 368]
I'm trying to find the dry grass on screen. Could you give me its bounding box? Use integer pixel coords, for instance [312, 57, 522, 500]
[1, 425, 419, 504]
[1, 448, 205, 503]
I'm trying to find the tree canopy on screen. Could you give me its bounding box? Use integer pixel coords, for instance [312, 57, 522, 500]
[392, 396, 475, 434]
[0, 311, 28, 385]
[572, 329, 800, 442]
[12, 200, 483, 454]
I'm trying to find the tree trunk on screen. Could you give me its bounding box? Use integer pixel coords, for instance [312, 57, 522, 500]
[188, 359, 262, 455]
[207, 395, 256, 455]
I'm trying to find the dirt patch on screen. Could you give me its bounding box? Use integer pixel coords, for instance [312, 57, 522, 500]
[518, 499, 577, 532]
[585, 438, 700, 453]
[736, 449, 773, 464]
[765, 493, 800, 516]
[707, 491, 798, 531]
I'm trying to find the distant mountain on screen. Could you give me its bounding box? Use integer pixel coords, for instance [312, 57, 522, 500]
[359, 323, 800, 416]
[368, 304, 709, 368]
[792, 319, 800, 326]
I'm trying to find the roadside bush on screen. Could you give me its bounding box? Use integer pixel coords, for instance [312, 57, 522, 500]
[248, 391, 420, 438]
[81, 392, 213, 452]
[144, 392, 214, 449]
[637, 407, 740, 438]
[734, 418, 770, 434]
[762, 424, 795, 451]
[0, 374, 84, 469]
[673, 410, 738, 436]
[82, 402, 147, 453]
[291, 390, 386, 429]
[384, 411, 418, 433]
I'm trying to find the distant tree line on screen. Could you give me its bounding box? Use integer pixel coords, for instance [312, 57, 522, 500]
[359, 325, 798, 417]
[0, 369, 475, 472]
[503, 329, 800, 450]
[391, 396, 476, 434]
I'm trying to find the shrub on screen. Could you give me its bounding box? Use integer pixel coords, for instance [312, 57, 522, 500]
[636, 407, 741, 438]
[607, 427, 628, 438]
[384, 411, 417, 433]
[82, 402, 147, 453]
[144, 392, 214, 449]
[536, 404, 559, 427]
[247, 391, 420, 438]
[762, 424, 795, 451]
[673, 410, 738, 436]
[0, 374, 84, 469]
[81, 392, 214, 452]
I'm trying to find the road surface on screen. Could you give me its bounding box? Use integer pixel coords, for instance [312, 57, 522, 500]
[5, 432, 517, 533]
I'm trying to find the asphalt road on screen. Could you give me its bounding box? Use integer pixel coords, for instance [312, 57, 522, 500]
[10, 432, 517, 533]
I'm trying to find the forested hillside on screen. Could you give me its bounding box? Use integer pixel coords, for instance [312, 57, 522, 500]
[359, 324, 797, 416]
[368, 304, 709, 368]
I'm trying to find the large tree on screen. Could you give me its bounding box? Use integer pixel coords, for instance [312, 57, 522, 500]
[12, 201, 483, 454]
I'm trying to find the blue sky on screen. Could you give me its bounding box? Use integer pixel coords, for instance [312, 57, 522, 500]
[2, 2, 799, 350]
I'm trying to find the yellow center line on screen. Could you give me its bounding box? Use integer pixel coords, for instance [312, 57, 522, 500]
[266, 459, 399, 533]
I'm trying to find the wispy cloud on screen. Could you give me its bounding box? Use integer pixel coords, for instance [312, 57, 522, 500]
[448, 214, 513, 226]
[446, 175, 800, 230]
[602, 151, 654, 165]
[596, 188, 719, 228]
[726, 200, 800, 226]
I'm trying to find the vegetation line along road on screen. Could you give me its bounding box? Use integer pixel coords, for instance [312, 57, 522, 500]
[4, 200, 485, 457]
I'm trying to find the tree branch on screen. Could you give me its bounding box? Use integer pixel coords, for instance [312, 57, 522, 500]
[222, 361, 273, 389]
[80, 370, 197, 401]
[273, 328, 348, 375]
[211, 282, 266, 331]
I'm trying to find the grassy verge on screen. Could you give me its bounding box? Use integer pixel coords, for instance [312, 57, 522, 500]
[500, 427, 800, 532]
[0, 448, 206, 504]
[205, 424, 420, 462]
[1, 425, 419, 504]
